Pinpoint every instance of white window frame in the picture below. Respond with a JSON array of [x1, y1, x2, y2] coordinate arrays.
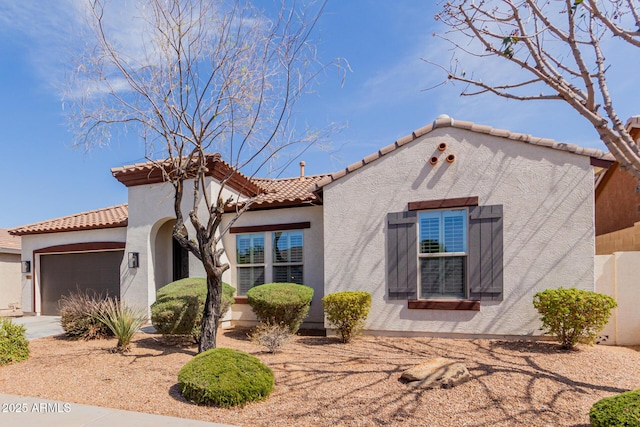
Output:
[[272, 230, 304, 284], [418, 208, 468, 299], [236, 233, 265, 295]]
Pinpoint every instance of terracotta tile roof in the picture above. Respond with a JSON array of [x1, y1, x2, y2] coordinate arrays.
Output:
[[225, 174, 330, 212], [111, 154, 265, 197], [0, 228, 20, 252], [311, 115, 617, 191], [9, 204, 128, 236]]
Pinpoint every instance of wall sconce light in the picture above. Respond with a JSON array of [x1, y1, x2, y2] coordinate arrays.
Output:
[[128, 252, 139, 268], [21, 261, 31, 274]]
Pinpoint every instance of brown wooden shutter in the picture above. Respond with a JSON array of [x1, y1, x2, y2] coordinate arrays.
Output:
[[468, 205, 504, 301], [387, 211, 418, 300]]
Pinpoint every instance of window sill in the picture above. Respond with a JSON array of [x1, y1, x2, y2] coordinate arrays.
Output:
[[234, 296, 249, 304], [408, 300, 480, 311]]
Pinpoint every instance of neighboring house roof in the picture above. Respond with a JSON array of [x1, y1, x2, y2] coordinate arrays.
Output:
[[9, 204, 128, 236], [0, 228, 21, 253], [225, 174, 330, 212], [111, 153, 265, 197], [310, 115, 616, 192]]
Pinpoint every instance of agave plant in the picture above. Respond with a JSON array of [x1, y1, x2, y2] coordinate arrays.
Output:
[[93, 298, 147, 353]]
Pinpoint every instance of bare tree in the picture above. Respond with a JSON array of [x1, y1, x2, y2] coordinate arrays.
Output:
[[429, 0, 640, 177], [66, 0, 337, 352]]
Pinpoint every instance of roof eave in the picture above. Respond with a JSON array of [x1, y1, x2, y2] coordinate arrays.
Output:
[[9, 222, 129, 237]]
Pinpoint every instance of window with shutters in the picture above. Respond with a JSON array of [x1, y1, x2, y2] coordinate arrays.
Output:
[[418, 209, 467, 298], [387, 200, 502, 304], [272, 231, 303, 284], [236, 233, 265, 295]]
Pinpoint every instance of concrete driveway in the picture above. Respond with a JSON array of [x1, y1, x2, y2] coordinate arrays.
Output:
[[10, 316, 64, 340]]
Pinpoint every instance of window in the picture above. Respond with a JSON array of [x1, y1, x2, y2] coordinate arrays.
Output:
[[387, 201, 503, 302], [418, 209, 467, 298], [273, 231, 303, 284], [236, 233, 265, 295], [235, 229, 305, 294]]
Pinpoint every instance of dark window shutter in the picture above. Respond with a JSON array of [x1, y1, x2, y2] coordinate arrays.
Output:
[[468, 205, 504, 301], [387, 211, 418, 300]]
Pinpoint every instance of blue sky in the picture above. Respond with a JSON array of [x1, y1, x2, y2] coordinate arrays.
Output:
[[0, 1, 637, 228]]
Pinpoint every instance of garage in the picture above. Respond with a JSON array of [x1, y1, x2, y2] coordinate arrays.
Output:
[[40, 250, 123, 315]]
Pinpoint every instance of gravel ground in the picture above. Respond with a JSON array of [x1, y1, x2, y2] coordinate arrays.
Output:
[[0, 329, 638, 427]]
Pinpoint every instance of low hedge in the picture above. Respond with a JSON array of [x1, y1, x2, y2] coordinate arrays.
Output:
[[590, 389, 640, 427], [247, 283, 313, 333], [178, 347, 274, 407], [151, 278, 234, 341], [0, 318, 29, 365], [322, 291, 372, 343]]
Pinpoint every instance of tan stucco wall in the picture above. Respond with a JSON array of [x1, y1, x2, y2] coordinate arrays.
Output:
[[596, 252, 640, 345], [595, 165, 640, 236], [122, 178, 238, 313], [221, 205, 324, 328], [0, 252, 22, 316], [322, 126, 595, 337], [19, 227, 127, 313], [596, 221, 640, 255]]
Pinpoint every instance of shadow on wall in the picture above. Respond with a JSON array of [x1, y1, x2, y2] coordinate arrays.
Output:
[[326, 130, 595, 336]]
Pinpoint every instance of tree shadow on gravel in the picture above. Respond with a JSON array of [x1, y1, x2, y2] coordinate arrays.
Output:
[[219, 327, 252, 342], [253, 336, 634, 426], [123, 336, 198, 359], [489, 339, 573, 354]]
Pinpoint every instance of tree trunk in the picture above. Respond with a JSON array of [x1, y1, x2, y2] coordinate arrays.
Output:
[[198, 252, 223, 353]]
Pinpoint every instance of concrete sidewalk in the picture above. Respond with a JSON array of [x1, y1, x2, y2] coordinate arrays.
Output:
[[10, 316, 64, 340], [0, 394, 234, 427]]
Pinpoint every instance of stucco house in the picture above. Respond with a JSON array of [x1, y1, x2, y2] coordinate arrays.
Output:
[[594, 116, 640, 254], [10, 115, 614, 337], [0, 228, 22, 316]]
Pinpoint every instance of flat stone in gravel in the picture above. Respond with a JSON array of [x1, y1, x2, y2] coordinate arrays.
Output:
[[401, 357, 472, 389]]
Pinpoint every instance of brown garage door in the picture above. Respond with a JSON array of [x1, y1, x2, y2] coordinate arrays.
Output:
[[40, 251, 123, 315]]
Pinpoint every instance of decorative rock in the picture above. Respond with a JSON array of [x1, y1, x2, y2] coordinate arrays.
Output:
[[401, 357, 471, 389]]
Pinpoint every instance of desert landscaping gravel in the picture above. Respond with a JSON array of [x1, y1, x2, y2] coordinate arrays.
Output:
[[1, 329, 639, 426]]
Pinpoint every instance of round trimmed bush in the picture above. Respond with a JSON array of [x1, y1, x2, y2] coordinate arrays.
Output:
[[0, 318, 29, 365], [151, 278, 234, 341], [247, 283, 314, 333], [533, 287, 616, 349], [178, 348, 274, 407], [590, 389, 640, 427], [322, 291, 372, 343]]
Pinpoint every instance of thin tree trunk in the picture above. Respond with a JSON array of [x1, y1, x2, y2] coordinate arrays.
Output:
[[199, 270, 222, 352]]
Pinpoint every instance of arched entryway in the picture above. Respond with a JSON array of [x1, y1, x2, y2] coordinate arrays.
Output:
[[153, 220, 189, 290]]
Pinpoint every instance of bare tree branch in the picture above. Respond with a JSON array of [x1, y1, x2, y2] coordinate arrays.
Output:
[[67, 0, 342, 352], [430, 0, 640, 177]]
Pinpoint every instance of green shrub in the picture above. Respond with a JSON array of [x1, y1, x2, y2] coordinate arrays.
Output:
[[151, 278, 234, 342], [93, 298, 147, 353], [59, 290, 114, 340], [178, 348, 274, 407], [249, 323, 292, 353], [247, 283, 313, 333], [0, 318, 29, 365], [590, 389, 640, 427], [322, 291, 372, 343], [533, 288, 617, 350]]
